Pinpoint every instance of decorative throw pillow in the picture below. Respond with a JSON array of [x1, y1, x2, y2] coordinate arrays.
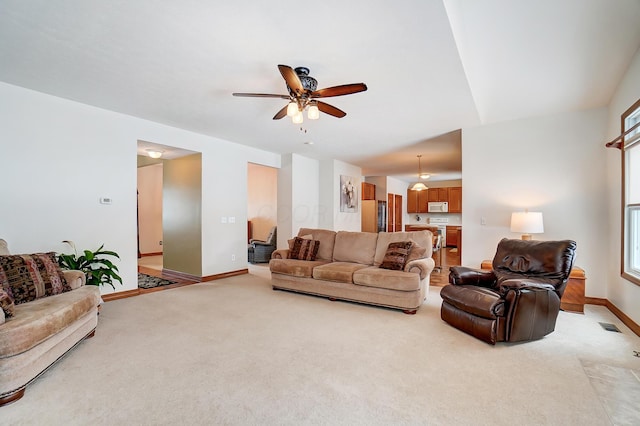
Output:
[[0, 252, 71, 305], [0, 289, 15, 318], [289, 237, 320, 261], [380, 241, 413, 271], [288, 234, 313, 251], [406, 241, 428, 264]]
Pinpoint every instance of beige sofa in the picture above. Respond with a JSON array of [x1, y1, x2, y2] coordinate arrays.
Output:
[[0, 239, 101, 406], [269, 228, 435, 314]]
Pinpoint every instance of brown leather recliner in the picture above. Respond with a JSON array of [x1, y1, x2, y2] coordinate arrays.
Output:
[[440, 238, 577, 345]]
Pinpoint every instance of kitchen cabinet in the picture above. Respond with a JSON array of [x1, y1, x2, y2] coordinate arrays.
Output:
[[446, 225, 461, 247], [406, 188, 428, 213], [361, 182, 376, 200], [448, 187, 462, 213], [387, 193, 403, 232], [428, 188, 449, 203]]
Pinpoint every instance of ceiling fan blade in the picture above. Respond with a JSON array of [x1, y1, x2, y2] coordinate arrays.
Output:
[[272, 105, 288, 120], [278, 64, 304, 95], [317, 101, 346, 118], [232, 92, 290, 99], [312, 83, 368, 98]]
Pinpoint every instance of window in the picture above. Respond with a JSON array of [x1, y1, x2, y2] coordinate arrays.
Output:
[[622, 99, 640, 284]]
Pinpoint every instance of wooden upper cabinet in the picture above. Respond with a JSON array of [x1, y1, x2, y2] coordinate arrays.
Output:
[[448, 187, 462, 213], [407, 188, 428, 213], [361, 182, 376, 200], [428, 188, 449, 203]]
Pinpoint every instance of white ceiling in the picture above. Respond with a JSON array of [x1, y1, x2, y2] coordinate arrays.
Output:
[[1, 0, 639, 182]]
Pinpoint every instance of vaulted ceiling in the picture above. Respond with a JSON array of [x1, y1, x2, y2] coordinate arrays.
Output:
[[1, 0, 639, 182]]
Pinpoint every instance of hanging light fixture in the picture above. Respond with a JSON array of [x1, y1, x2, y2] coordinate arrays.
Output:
[[286, 102, 298, 117], [292, 110, 304, 124], [410, 155, 429, 191], [308, 101, 320, 120]]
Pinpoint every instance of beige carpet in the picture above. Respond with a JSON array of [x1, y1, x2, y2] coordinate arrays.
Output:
[[3, 271, 640, 425]]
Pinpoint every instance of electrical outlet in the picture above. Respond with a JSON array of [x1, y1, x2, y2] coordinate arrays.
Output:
[[229, 216, 236, 223], [231, 254, 236, 261], [481, 217, 486, 225], [159, 240, 162, 245]]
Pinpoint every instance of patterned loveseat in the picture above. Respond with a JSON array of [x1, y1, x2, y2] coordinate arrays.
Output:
[[0, 239, 101, 406]]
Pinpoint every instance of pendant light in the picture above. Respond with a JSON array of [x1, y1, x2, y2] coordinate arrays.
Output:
[[410, 155, 429, 191]]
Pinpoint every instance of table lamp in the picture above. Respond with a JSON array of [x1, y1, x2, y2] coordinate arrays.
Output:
[[510, 211, 544, 240]]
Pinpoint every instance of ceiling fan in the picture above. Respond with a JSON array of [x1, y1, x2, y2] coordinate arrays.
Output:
[[233, 65, 367, 123]]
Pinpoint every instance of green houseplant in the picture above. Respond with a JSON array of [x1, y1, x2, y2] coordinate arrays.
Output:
[[58, 240, 123, 289]]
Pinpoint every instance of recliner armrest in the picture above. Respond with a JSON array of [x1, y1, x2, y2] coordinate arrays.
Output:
[[249, 238, 265, 244], [252, 241, 274, 247], [449, 266, 497, 288], [499, 279, 556, 294]]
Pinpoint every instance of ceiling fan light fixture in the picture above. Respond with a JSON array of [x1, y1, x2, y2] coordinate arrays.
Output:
[[286, 102, 298, 117], [308, 103, 319, 120], [292, 110, 303, 124], [411, 182, 428, 191]]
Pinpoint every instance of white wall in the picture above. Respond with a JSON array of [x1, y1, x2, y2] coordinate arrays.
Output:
[[462, 107, 609, 298], [137, 163, 163, 254], [319, 160, 362, 232], [277, 153, 320, 248], [0, 82, 280, 294], [605, 47, 640, 325]]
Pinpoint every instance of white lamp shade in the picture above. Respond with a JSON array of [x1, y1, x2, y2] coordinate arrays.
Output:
[[308, 104, 320, 120], [286, 102, 298, 117], [292, 110, 303, 124], [146, 149, 163, 159], [510, 212, 544, 234], [411, 182, 428, 191]]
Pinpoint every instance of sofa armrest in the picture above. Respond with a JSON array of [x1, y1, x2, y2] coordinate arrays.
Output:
[[62, 270, 86, 290], [271, 249, 289, 260], [404, 257, 435, 280], [449, 266, 497, 288]]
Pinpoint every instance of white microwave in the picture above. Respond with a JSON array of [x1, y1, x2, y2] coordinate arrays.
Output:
[[428, 201, 448, 213]]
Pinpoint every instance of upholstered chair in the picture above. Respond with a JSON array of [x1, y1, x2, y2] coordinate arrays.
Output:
[[248, 226, 277, 263], [440, 238, 577, 345]]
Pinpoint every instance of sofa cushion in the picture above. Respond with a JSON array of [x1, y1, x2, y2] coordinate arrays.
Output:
[[298, 228, 337, 261], [0, 286, 100, 358], [406, 242, 428, 264], [287, 234, 312, 250], [0, 289, 15, 318], [269, 258, 330, 278], [374, 231, 433, 266], [353, 267, 421, 291], [332, 231, 379, 265], [290, 237, 320, 261], [0, 252, 71, 305], [380, 241, 413, 271], [312, 262, 370, 284]]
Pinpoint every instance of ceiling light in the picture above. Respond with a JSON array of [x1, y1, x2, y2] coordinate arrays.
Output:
[[292, 110, 303, 124], [410, 155, 429, 191], [308, 102, 319, 120], [411, 182, 428, 191], [286, 102, 298, 117], [146, 149, 163, 159]]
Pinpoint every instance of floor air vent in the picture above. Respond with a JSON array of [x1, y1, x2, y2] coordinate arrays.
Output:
[[599, 322, 621, 332]]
